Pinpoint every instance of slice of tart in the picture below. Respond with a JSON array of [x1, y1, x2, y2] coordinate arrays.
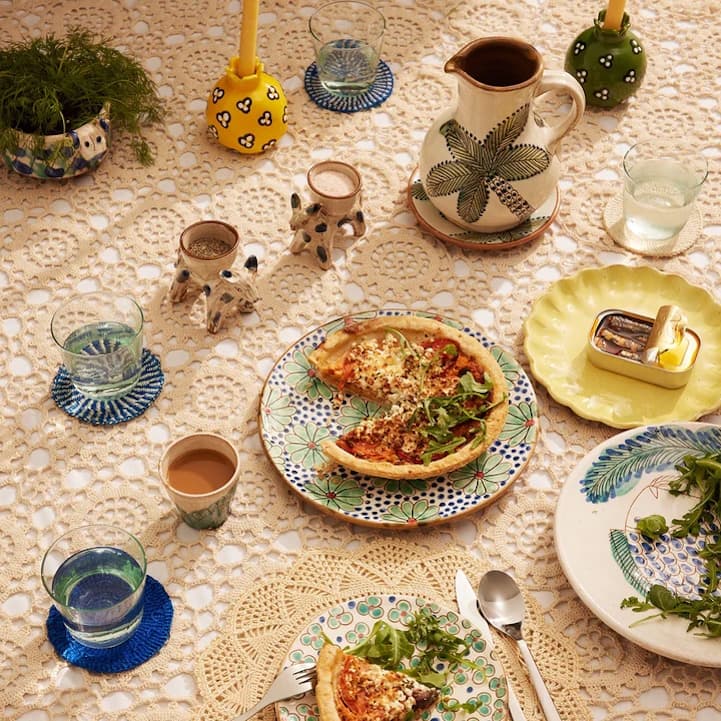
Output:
[[315, 643, 439, 721]]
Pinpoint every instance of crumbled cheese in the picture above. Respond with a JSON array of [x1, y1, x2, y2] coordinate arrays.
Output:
[[338, 655, 434, 721], [331, 329, 489, 464]]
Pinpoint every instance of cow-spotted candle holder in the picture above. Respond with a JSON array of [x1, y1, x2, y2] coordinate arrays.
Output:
[[168, 220, 259, 333], [289, 161, 366, 270]]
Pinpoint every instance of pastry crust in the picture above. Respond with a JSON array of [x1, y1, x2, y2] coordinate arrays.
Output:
[[315, 644, 344, 721], [309, 316, 509, 479]]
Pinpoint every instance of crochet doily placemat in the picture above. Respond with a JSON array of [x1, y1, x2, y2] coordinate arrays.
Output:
[[195, 542, 589, 721]]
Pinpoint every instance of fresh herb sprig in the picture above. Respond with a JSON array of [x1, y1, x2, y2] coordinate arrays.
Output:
[[0, 28, 163, 164], [620, 452, 721, 636], [346, 607, 484, 688], [621, 584, 721, 637]]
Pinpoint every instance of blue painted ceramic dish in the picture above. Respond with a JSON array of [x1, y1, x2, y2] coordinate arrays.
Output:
[[259, 309, 538, 528], [555, 422, 721, 667]]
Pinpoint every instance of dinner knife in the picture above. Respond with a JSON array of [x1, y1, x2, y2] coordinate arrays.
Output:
[[455, 569, 527, 721]]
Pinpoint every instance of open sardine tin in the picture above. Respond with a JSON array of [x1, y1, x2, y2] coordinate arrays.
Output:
[[587, 307, 700, 389]]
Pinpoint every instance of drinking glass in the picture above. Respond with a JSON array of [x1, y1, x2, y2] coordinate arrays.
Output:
[[41, 525, 147, 648], [51, 292, 144, 399], [309, 1, 386, 96], [622, 142, 708, 249]]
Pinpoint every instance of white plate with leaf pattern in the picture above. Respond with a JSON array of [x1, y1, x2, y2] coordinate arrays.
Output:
[[259, 309, 538, 528], [275, 594, 508, 721], [555, 422, 721, 667]]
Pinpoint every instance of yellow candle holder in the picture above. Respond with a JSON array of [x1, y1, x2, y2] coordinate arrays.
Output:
[[206, 55, 287, 154]]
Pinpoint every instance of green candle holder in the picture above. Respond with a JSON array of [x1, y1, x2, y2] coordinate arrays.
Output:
[[564, 10, 647, 109]]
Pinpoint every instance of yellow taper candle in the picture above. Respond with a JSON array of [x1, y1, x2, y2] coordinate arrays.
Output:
[[237, 0, 259, 77], [603, 0, 626, 30]]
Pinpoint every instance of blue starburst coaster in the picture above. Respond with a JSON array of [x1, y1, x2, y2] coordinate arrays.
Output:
[[46, 576, 173, 674], [51, 348, 164, 426], [304, 59, 394, 113]]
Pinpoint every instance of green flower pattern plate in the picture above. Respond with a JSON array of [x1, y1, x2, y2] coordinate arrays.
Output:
[[260, 309, 538, 527], [276, 594, 508, 721], [408, 170, 560, 250]]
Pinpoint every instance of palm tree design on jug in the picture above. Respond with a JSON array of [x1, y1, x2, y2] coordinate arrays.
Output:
[[424, 105, 551, 226]]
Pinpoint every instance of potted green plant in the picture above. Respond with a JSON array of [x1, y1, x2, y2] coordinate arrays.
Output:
[[0, 28, 164, 179]]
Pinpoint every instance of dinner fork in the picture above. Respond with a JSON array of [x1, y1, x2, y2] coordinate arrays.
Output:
[[233, 662, 317, 721]]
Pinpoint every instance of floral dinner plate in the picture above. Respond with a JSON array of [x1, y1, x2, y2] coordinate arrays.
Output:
[[275, 594, 508, 721], [524, 264, 721, 428], [555, 422, 721, 667], [259, 309, 538, 528]]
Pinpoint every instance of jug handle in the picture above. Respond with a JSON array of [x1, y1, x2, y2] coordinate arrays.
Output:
[[534, 70, 586, 151]]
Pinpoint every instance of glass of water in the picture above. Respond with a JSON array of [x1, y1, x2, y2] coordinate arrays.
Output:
[[622, 141, 708, 250], [51, 292, 144, 400], [41, 525, 147, 648], [309, 1, 386, 96]]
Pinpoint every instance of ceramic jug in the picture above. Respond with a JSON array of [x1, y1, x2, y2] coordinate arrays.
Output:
[[419, 37, 585, 233]]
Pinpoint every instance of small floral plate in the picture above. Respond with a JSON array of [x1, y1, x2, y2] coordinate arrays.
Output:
[[407, 170, 560, 251], [259, 309, 538, 528], [555, 422, 721, 667], [276, 594, 508, 721]]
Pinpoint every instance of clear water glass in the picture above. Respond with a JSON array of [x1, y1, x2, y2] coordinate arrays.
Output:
[[51, 292, 144, 399], [41, 525, 147, 648], [622, 142, 708, 249], [309, 1, 386, 96]]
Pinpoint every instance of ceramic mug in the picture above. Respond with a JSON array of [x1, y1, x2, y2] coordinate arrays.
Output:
[[160, 433, 240, 529]]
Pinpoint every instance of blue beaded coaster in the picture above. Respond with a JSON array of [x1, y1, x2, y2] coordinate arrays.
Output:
[[304, 58, 393, 113], [51, 348, 164, 425], [46, 576, 173, 674]]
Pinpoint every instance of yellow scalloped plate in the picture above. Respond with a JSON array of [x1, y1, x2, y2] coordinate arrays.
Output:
[[523, 265, 721, 428]]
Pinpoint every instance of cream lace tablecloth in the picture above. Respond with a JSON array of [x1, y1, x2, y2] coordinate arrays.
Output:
[[2, 0, 720, 719]]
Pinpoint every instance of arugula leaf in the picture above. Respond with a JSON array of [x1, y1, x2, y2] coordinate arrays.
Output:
[[620, 452, 721, 636], [411, 371, 498, 465], [345, 607, 482, 688], [348, 620, 414, 667], [635, 514, 668, 540]]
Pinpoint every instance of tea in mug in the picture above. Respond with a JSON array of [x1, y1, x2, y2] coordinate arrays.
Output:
[[167, 448, 235, 495]]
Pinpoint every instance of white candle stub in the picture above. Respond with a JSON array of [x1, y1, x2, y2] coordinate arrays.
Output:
[[312, 169, 358, 197]]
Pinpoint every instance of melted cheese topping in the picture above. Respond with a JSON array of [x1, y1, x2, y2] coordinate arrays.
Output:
[[336, 654, 437, 721]]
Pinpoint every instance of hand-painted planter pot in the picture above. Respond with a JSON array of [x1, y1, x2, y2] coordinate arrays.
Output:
[[3, 104, 111, 179], [565, 11, 647, 108]]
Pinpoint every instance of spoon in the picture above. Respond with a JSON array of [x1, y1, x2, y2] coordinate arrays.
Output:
[[477, 570, 562, 721]]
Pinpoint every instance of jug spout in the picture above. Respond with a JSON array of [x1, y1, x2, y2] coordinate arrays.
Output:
[[444, 36, 543, 89]]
